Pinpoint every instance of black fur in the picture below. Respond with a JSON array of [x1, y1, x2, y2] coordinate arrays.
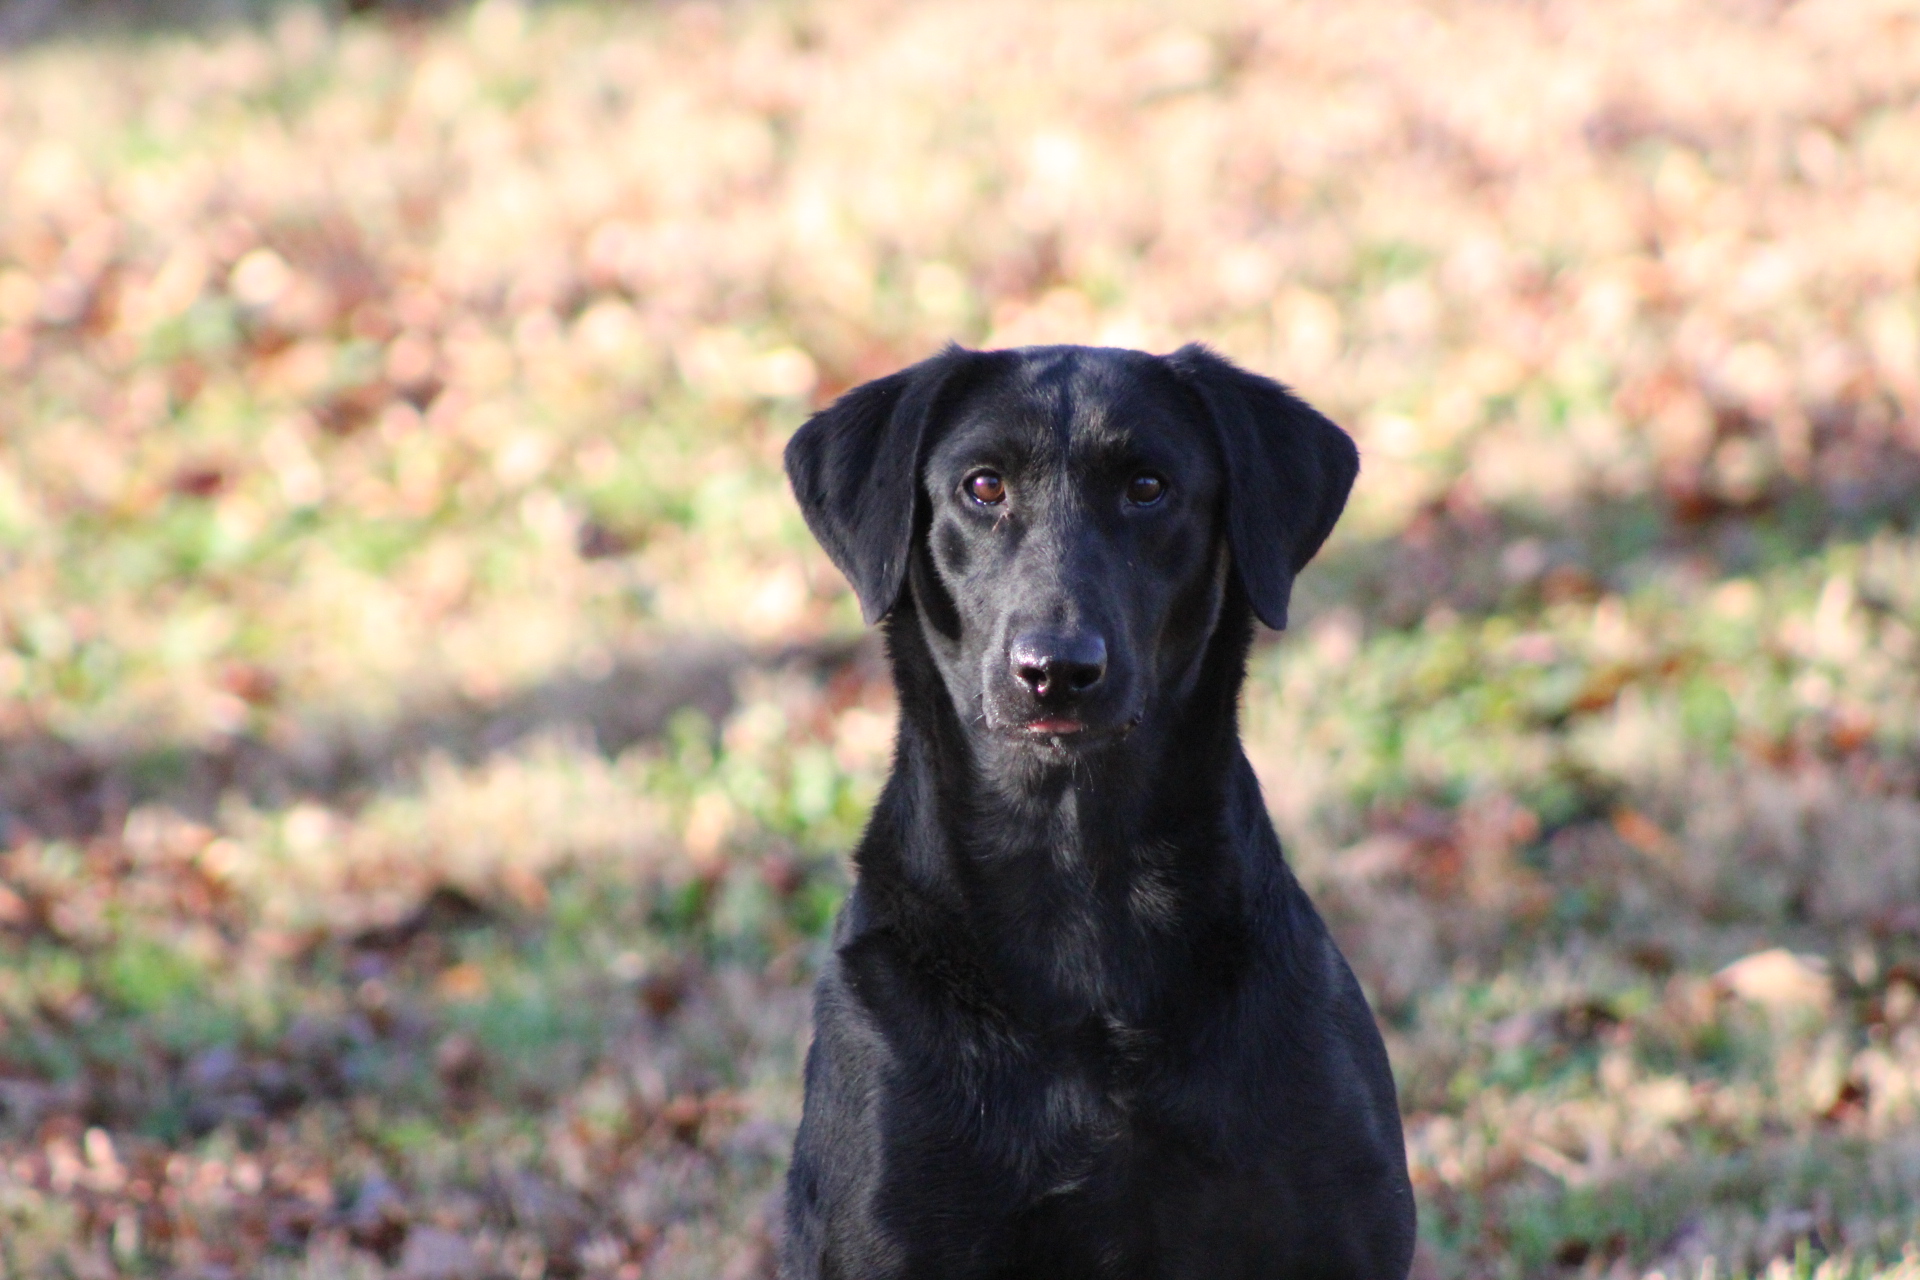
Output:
[[781, 345, 1411, 1280]]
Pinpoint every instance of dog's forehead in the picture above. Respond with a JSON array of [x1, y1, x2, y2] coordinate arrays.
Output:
[[938, 347, 1210, 463]]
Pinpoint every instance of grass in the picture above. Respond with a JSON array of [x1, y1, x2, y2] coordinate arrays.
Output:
[[2, 0, 1920, 1275]]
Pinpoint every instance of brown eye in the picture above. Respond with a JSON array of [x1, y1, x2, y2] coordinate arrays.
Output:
[[1126, 473, 1166, 506], [966, 471, 1006, 505]]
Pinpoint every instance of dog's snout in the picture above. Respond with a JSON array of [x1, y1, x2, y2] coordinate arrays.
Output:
[[1009, 632, 1107, 699]]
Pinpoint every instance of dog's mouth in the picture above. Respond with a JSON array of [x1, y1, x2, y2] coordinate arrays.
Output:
[[1005, 712, 1142, 747]]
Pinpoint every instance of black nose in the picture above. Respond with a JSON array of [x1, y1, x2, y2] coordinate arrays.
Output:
[[1009, 632, 1107, 699]]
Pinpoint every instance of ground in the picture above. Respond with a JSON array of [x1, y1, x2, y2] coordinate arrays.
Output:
[[2, 1, 1920, 1276]]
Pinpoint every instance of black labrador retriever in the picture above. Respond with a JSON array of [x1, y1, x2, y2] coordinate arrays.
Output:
[[780, 344, 1414, 1279]]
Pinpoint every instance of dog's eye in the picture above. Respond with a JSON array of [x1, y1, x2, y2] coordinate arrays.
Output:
[[1126, 473, 1166, 506], [965, 471, 1006, 505]]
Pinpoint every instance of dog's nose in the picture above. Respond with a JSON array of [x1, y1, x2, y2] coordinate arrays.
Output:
[[1009, 632, 1107, 698]]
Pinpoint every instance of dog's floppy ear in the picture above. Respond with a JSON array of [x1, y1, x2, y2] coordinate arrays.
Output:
[[1164, 344, 1358, 631], [784, 345, 980, 624]]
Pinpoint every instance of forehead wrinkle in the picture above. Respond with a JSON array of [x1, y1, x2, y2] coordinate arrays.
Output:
[[930, 397, 1051, 479], [1043, 359, 1130, 462], [1007, 348, 1085, 456], [1063, 379, 1194, 470], [949, 348, 1203, 474], [1069, 432, 1143, 475]]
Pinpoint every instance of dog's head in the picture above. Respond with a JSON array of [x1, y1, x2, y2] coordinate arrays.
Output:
[[785, 344, 1356, 755]]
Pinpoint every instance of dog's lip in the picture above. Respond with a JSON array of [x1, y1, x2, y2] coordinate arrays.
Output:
[[1020, 717, 1086, 735], [998, 712, 1142, 743]]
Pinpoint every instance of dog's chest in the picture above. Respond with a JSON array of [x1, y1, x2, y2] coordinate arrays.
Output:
[[913, 980, 1189, 1190], [875, 1007, 1248, 1275]]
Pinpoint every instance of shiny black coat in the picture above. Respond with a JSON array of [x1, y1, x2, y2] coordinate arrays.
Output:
[[781, 345, 1414, 1280]]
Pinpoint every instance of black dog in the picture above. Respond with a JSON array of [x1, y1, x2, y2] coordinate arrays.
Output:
[[780, 344, 1414, 1279]]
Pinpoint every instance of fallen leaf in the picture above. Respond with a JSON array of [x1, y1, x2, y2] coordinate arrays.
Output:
[[1715, 948, 1833, 1014]]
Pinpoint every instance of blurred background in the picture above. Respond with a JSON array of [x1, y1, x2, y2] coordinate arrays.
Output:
[[2, 0, 1919, 1275]]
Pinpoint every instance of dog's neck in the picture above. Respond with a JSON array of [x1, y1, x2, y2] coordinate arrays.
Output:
[[864, 586, 1270, 1023]]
